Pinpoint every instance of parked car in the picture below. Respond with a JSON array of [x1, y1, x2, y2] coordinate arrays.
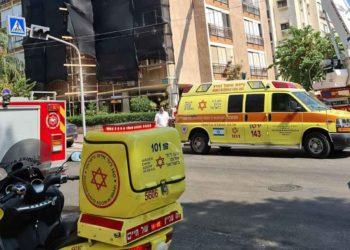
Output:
[[66, 122, 78, 147]]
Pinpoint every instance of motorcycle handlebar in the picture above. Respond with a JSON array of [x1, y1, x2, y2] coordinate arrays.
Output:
[[67, 175, 79, 181], [43, 174, 62, 191], [0, 191, 16, 204]]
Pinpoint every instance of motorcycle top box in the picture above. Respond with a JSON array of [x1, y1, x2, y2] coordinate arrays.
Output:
[[77, 125, 185, 246]]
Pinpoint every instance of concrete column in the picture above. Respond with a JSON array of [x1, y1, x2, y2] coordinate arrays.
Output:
[[122, 91, 130, 113], [166, 63, 179, 109]]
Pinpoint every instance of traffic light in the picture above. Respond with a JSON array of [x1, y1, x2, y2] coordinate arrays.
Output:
[[29, 24, 50, 40]]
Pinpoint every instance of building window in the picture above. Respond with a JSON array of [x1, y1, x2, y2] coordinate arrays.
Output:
[[317, 2, 326, 19], [242, 0, 260, 16], [280, 22, 290, 31], [140, 8, 163, 26], [277, 0, 288, 8], [206, 8, 232, 39], [248, 51, 268, 77], [244, 20, 264, 45], [211, 46, 233, 74], [322, 23, 330, 34]]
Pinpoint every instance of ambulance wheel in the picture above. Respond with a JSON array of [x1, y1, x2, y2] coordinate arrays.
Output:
[[304, 132, 331, 158], [190, 132, 211, 154]]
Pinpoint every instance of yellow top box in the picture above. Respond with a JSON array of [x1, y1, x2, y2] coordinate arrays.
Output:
[[79, 127, 185, 219]]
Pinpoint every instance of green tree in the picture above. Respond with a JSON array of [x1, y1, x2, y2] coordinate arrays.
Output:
[[270, 26, 338, 90], [130, 96, 154, 112], [0, 28, 34, 96]]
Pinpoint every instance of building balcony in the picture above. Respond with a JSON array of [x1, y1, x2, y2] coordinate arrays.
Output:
[[208, 24, 232, 40], [246, 34, 264, 46], [319, 11, 326, 19], [242, 2, 260, 16], [250, 66, 268, 77], [0, 0, 21, 10], [212, 63, 228, 74]]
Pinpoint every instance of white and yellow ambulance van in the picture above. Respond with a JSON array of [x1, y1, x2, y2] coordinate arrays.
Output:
[[175, 80, 350, 158]]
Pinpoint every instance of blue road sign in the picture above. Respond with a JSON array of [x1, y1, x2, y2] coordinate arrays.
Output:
[[8, 16, 26, 37]]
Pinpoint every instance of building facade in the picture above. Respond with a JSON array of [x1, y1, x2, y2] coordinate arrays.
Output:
[[187, 0, 275, 82], [0, 0, 276, 113], [266, 0, 330, 50]]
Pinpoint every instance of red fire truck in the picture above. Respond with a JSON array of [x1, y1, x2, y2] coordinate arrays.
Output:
[[313, 0, 350, 111], [0, 92, 66, 174]]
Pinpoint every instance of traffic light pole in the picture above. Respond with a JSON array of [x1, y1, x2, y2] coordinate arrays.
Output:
[[47, 35, 87, 136]]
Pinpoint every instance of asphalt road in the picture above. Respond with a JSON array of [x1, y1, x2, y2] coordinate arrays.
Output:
[[63, 144, 350, 250]]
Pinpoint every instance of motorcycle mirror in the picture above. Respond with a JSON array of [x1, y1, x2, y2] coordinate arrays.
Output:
[[69, 152, 81, 162], [0, 168, 8, 181]]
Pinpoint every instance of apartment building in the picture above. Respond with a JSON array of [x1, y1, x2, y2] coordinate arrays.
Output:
[[0, 0, 275, 113], [188, 0, 275, 82], [266, 0, 330, 49]]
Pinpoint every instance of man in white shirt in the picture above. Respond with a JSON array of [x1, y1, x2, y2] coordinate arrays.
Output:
[[155, 106, 169, 127]]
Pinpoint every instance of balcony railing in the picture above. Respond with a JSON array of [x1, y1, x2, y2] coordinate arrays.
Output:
[[250, 67, 268, 77], [214, 0, 229, 5], [0, 0, 20, 12], [212, 63, 228, 74], [242, 2, 260, 16], [246, 34, 264, 46], [208, 24, 232, 39]]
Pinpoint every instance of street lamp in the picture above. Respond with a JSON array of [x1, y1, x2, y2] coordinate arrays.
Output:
[[48, 35, 87, 136], [29, 24, 87, 136]]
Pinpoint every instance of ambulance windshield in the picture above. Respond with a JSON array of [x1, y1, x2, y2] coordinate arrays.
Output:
[[293, 92, 330, 111]]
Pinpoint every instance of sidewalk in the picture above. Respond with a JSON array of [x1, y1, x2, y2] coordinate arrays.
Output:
[[76, 134, 84, 144]]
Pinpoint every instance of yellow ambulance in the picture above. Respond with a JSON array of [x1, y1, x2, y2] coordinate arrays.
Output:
[[175, 80, 350, 158]]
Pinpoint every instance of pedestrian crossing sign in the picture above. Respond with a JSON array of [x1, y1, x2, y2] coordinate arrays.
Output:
[[8, 16, 26, 37]]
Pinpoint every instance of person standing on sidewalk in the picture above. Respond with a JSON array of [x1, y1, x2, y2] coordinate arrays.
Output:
[[155, 106, 170, 127]]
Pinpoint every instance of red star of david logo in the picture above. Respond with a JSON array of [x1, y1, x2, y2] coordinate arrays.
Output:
[[91, 167, 107, 191], [198, 100, 207, 111], [156, 156, 165, 169]]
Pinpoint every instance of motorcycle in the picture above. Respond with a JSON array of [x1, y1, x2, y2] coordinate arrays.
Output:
[[0, 127, 185, 250]]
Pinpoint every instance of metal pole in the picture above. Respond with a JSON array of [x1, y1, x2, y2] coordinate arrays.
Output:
[[47, 35, 87, 136]]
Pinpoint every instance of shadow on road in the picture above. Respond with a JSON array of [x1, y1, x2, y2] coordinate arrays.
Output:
[[183, 147, 350, 159], [63, 198, 350, 249], [172, 197, 350, 250]]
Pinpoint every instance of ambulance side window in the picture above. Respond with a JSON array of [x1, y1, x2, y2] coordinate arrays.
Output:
[[272, 93, 305, 112], [228, 95, 243, 113], [245, 94, 265, 112]]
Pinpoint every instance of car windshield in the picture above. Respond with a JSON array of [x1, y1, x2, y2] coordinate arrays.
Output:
[[293, 92, 330, 111]]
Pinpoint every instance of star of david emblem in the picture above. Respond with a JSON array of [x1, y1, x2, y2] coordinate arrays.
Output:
[[91, 167, 107, 191], [156, 156, 165, 169], [198, 100, 207, 111]]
